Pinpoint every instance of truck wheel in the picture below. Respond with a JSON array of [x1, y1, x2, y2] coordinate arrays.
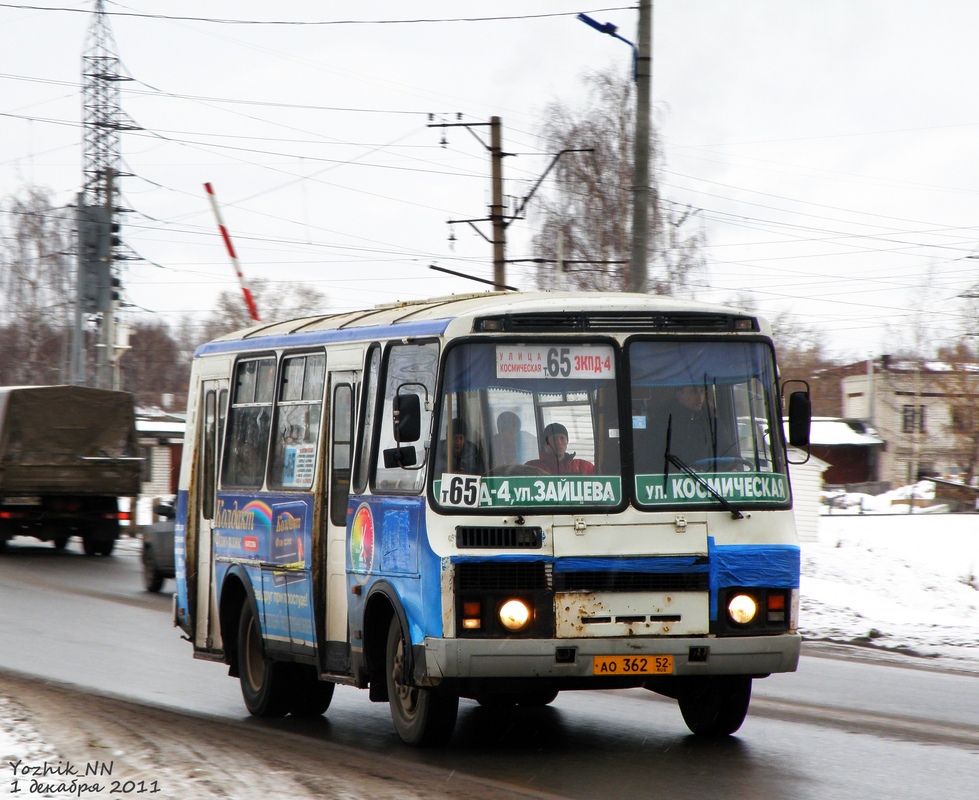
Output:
[[677, 676, 752, 737], [142, 545, 164, 592], [385, 616, 458, 747], [237, 602, 289, 717], [53, 536, 69, 550], [95, 539, 115, 556]]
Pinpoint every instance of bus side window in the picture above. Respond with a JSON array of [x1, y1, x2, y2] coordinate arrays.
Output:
[[269, 353, 326, 490], [223, 356, 276, 489], [353, 345, 380, 494], [374, 342, 438, 493], [330, 383, 353, 525]]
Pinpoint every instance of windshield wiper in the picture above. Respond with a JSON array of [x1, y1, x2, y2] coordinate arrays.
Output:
[[665, 453, 744, 520]]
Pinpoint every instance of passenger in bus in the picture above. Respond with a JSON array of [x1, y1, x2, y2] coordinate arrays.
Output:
[[525, 422, 595, 475], [492, 411, 536, 466], [435, 418, 485, 475]]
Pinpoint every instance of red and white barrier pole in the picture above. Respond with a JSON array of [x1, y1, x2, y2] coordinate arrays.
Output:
[[204, 182, 260, 322]]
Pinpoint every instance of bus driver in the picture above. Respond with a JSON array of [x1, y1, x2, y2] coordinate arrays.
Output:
[[525, 422, 595, 475]]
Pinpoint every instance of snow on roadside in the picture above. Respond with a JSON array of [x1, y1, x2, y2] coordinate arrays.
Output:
[[801, 512, 979, 662], [0, 695, 75, 799]]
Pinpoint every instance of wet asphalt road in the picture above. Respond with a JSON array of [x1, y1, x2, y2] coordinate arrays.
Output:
[[1, 535, 977, 800]]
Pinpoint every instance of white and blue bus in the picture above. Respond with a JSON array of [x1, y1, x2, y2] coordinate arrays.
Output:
[[174, 292, 811, 746]]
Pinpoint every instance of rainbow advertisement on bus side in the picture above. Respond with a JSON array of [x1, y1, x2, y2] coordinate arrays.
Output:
[[211, 493, 316, 651]]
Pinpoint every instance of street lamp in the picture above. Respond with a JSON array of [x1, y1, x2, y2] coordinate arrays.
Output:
[[576, 13, 637, 77], [577, 3, 652, 294]]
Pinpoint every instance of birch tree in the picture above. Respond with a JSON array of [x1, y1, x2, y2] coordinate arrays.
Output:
[[0, 186, 75, 384], [532, 69, 704, 294]]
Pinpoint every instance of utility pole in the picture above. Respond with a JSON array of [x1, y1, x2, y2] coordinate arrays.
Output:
[[578, 2, 653, 293], [98, 168, 116, 390], [429, 116, 508, 290], [429, 116, 590, 292], [489, 117, 506, 291], [631, 0, 653, 293]]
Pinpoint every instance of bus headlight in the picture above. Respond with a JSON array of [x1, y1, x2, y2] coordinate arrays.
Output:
[[499, 599, 532, 631], [727, 594, 758, 625]]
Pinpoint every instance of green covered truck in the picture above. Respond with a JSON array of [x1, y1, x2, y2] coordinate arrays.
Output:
[[0, 386, 141, 556]]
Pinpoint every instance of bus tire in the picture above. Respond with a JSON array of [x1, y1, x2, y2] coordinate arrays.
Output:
[[677, 676, 752, 737], [285, 663, 335, 717], [237, 602, 289, 717], [385, 616, 458, 747]]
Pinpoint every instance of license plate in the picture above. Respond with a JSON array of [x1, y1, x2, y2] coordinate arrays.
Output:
[[593, 655, 674, 675]]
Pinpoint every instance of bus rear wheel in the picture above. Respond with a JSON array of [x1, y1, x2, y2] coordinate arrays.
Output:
[[284, 663, 335, 717], [385, 616, 458, 747], [237, 602, 289, 717], [677, 676, 752, 737]]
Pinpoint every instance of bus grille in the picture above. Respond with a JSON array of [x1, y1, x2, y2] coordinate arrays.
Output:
[[455, 563, 708, 593], [456, 526, 543, 549], [554, 571, 708, 593], [456, 562, 551, 591]]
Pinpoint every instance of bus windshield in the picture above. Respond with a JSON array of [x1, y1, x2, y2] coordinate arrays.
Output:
[[431, 338, 789, 513], [628, 339, 789, 510], [433, 341, 622, 511]]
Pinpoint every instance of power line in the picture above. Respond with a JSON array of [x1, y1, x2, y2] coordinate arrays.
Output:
[[0, 4, 634, 25]]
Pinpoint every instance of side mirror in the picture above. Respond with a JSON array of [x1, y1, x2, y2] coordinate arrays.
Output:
[[383, 446, 418, 469], [394, 392, 421, 443], [787, 390, 812, 448]]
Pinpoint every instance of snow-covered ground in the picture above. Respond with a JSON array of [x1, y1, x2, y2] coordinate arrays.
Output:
[[3, 504, 978, 781], [802, 511, 979, 662]]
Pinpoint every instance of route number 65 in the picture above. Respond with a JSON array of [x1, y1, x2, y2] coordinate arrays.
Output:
[[439, 474, 481, 507]]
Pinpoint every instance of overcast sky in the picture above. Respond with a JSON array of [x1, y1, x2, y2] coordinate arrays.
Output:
[[2, 1, 979, 360]]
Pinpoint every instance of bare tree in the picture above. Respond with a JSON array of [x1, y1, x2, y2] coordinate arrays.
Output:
[[119, 320, 190, 409], [194, 278, 330, 345], [531, 68, 704, 295], [0, 186, 75, 385], [935, 338, 979, 483]]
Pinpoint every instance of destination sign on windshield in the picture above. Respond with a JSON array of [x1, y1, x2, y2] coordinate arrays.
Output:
[[496, 345, 615, 379]]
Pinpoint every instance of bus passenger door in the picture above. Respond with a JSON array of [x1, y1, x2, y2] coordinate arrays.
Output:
[[324, 372, 356, 672], [194, 379, 227, 652]]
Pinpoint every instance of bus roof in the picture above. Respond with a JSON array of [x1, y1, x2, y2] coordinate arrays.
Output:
[[195, 291, 765, 357]]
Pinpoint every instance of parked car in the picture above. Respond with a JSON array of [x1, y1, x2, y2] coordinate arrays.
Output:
[[142, 499, 175, 593]]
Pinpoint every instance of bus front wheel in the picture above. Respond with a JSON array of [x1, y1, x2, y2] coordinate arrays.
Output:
[[677, 676, 752, 737], [237, 602, 289, 717], [385, 616, 458, 747]]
